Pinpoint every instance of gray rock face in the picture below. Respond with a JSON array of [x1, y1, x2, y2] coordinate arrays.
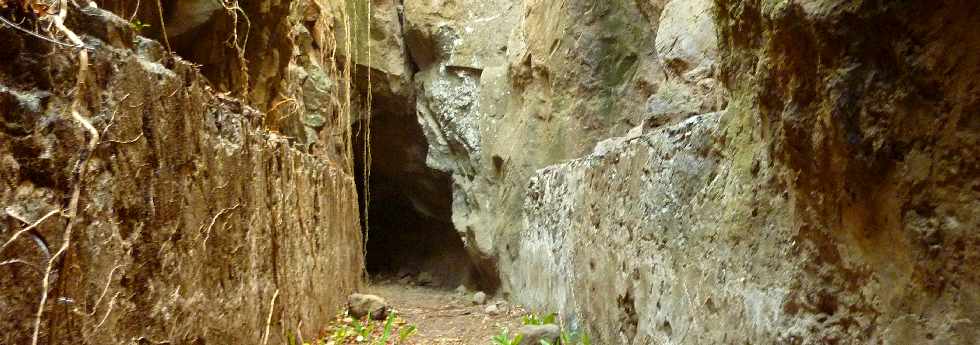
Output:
[[504, 2, 980, 344], [348, 294, 389, 320], [516, 324, 560, 345], [354, 0, 980, 344]]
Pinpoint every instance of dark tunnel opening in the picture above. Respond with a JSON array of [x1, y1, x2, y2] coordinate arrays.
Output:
[[352, 95, 491, 291]]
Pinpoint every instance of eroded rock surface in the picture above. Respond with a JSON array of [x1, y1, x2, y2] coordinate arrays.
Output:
[[345, 0, 979, 344], [0, 5, 362, 344], [509, 1, 980, 344]]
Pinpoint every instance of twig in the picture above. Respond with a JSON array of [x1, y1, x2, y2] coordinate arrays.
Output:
[[32, 2, 100, 344], [261, 289, 280, 345], [0, 209, 60, 256]]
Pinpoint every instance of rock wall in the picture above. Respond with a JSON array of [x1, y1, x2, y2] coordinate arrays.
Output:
[[1, 4, 362, 344], [343, 0, 978, 343], [512, 0, 979, 344]]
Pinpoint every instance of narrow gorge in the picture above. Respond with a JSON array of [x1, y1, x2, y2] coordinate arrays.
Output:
[[1, 0, 977, 344]]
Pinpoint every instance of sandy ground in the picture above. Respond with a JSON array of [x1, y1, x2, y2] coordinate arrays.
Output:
[[366, 283, 526, 345]]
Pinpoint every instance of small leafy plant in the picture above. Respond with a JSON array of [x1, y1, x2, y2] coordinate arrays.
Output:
[[495, 312, 592, 345], [522, 312, 557, 326], [319, 310, 417, 344], [130, 19, 151, 33], [492, 328, 524, 345]]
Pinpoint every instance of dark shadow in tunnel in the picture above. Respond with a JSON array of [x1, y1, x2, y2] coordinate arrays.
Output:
[[351, 89, 490, 290]]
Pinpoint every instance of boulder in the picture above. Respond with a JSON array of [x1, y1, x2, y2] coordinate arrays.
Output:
[[516, 324, 560, 345], [348, 294, 388, 320]]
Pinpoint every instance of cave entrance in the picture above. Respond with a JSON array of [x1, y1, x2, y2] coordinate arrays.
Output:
[[352, 96, 481, 290]]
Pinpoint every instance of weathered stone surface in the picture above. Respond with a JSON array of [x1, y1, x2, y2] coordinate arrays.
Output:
[[348, 293, 388, 320], [408, 0, 665, 292], [506, 1, 980, 344], [516, 324, 560, 345], [0, 5, 362, 345], [473, 291, 487, 305]]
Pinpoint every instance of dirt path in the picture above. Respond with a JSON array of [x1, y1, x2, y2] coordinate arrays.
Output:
[[366, 283, 526, 345]]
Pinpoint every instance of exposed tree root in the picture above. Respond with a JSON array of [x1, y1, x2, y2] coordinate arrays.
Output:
[[31, 1, 100, 344]]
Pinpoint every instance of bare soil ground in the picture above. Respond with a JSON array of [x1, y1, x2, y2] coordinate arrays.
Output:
[[366, 283, 526, 345]]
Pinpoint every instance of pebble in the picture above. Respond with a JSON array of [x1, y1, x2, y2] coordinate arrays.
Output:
[[473, 291, 487, 305]]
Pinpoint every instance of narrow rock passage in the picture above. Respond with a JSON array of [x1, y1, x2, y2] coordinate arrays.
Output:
[[366, 283, 525, 344]]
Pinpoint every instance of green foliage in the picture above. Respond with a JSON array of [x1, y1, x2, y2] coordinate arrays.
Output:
[[322, 310, 416, 344], [130, 19, 150, 33], [556, 329, 591, 345], [397, 325, 417, 343], [492, 328, 524, 345], [495, 312, 592, 345], [522, 312, 557, 326], [376, 311, 396, 345]]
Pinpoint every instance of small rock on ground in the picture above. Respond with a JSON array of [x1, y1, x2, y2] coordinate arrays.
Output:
[[473, 291, 487, 305], [348, 293, 388, 320], [517, 324, 560, 345], [485, 304, 500, 315]]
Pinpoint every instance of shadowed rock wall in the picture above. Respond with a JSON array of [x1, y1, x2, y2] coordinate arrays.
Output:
[[0, 5, 362, 344]]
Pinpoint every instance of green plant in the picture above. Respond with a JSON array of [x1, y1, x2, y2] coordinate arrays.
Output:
[[492, 328, 524, 345], [350, 318, 375, 341], [501, 312, 592, 345], [397, 324, 417, 343], [522, 312, 557, 326], [376, 311, 396, 345], [130, 19, 150, 33], [557, 329, 591, 345], [322, 310, 416, 344]]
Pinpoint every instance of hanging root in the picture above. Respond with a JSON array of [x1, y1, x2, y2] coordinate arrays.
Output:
[[154, 0, 171, 51], [0, 209, 59, 256], [261, 289, 280, 345], [31, 1, 100, 344], [219, 0, 251, 98]]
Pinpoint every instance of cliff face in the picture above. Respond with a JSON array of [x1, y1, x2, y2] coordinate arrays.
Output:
[[348, 0, 979, 343], [511, 1, 979, 343], [3, 0, 977, 344], [0, 3, 362, 344]]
